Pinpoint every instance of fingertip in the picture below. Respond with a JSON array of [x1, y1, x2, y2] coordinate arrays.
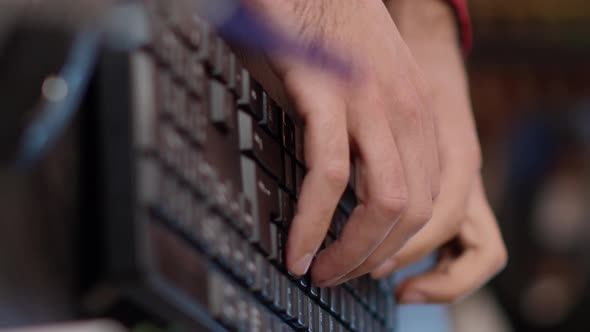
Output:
[[370, 258, 397, 280], [288, 252, 315, 277], [398, 290, 428, 304]]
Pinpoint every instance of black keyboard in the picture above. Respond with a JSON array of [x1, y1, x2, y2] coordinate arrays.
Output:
[[0, 1, 398, 331]]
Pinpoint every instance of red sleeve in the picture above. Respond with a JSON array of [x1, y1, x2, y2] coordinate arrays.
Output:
[[445, 0, 472, 56]]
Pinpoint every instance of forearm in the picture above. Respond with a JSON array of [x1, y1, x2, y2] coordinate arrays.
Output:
[[386, 0, 480, 163]]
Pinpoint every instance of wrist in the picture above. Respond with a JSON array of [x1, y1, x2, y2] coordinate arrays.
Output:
[[386, 0, 458, 45]]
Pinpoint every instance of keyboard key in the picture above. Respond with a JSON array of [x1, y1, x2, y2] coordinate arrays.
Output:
[[282, 152, 295, 194], [238, 72, 264, 119], [263, 261, 274, 303], [285, 283, 295, 320], [319, 285, 330, 308], [323, 311, 333, 332], [239, 111, 283, 179], [187, 58, 207, 98], [293, 288, 305, 328], [309, 285, 320, 300], [278, 189, 294, 229], [330, 286, 341, 317], [229, 55, 244, 98], [185, 15, 205, 50], [261, 93, 281, 138], [281, 112, 295, 153], [385, 295, 396, 331], [269, 223, 279, 262], [241, 157, 280, 254], [187, 98, 208, 145], [272, 269, 283, 313], [212, 39, 231, 83], [209, 80, 235, 131]]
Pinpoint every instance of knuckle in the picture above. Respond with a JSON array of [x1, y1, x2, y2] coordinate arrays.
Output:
[[448, 208, 467, 228], [373, 194, 408, 219], [321, 161, 350, 189], [394, 88, 426, 123], [405, 206, 433, 235]]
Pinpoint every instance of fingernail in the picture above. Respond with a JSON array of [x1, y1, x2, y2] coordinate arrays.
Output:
[[290, 253, 314, 276], [400, 291, 427, 304]]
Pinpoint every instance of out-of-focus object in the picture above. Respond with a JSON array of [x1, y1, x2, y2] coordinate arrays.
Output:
[[493, 106, 590, 332], [0, 320, 127, 332]]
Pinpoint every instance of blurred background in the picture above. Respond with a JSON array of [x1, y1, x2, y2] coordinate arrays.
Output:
[[453, 1, 590, 331]]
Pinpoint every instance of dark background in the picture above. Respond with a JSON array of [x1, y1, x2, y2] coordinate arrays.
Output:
[[468, 1, 590, 331]]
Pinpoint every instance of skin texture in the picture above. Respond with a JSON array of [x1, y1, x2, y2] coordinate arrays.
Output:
[[394, 177, 507, 303], [239, 0, 440, 287], [369, 0, 507, 304]]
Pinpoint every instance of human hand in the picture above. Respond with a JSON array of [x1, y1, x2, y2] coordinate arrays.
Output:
[[393, 177, 507, 303], [239, 0, 440, 285], [369, 0, 482, 281]]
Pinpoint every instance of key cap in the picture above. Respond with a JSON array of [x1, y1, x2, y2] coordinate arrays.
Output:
[[187, 97, 208, 145], [238, 71, 263, 119], [285, 283, 295, 320], [212, 39, 231, 83], [319, 285, 330, 308], [340, 291, 349, 325], [262, 261, 274, 303], [272, 270, 284, 313], [293, 287, 305, 328], [323, 311, 333, 332], [209, 80, 235, 131], [261, 93, 281, 138], [187, 57, 207, 98], [269, 223, 279, 262], [185, 15, 205, 50], [312, 303, 321, 332], [330, 286, 341, 317], [229, 55, 244, 98], [249, 305, 263, 332], [241, 157, 280, 254], [239, 111, 283, 179], [278, 189, 294, 229], [385, 295, 396, 331], [239, 193, 255, 238], [281, 111, 295, 153], [283, 152, 295, 195], [310, 285, 320, 300]]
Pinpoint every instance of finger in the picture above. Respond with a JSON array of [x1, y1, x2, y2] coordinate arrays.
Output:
[[370, 162, 476, 280], [395, 183, 507, 303], [311, 95, 408, 287], [335, 90, 434, 282], [284, 70, 350, 277]]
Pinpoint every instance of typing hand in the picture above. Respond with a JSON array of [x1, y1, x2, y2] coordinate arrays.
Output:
[[238, 0, 439, 285], [369, 0, 507, 303], [393, 177, 507, 303]]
